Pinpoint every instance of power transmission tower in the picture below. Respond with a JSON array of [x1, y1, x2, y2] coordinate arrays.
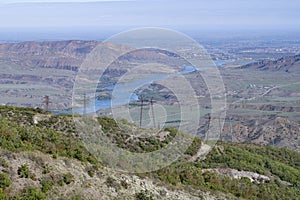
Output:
[[150, 97, 156, 129], [83, 93, 87, 115], [43, 95, 51, 111], [139, 96, 144, 127]]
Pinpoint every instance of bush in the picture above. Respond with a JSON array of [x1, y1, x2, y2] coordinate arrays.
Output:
[[40, 177, 55, 193], [0, 157, 9, 168], [18, 187, 46, 200], [0, 173, 12, 188], [86, 164, 99, 177], [0, 188, 9, 199], [105, 176, 121, 191], [135, 190, 154, 200], [184, 137, 202, 156], [42, 163, 51, 174], [18, 164, 31, 179], [63, 172, 74, 185], [120, 179, 129, 189]]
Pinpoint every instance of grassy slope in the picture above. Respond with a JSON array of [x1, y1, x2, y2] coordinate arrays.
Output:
[[0, 105, 299, 199]]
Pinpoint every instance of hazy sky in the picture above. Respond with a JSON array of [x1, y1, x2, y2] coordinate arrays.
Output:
[[0, 0, 300, 40], [0, 0, 130, 3]]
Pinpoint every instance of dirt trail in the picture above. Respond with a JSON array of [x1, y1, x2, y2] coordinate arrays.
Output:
[[188, 142, 212, 162]]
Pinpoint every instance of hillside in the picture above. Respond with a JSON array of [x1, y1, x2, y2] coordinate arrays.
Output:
[[0, 41, 184, 109], [0, 40, 100, 71], [0, 106, 300, 199], [0, 41, 183, 72], [239, 54, 300, 72]]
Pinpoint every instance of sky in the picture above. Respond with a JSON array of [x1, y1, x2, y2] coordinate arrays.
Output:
[[0, 0, 126, 2], [0, 0, 300, 40]]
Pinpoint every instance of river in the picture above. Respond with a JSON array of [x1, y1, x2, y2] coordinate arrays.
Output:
[[53, 60, 233, 115]]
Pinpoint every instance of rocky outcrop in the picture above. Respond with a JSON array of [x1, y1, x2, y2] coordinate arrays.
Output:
[[202, 168, 270, 183]]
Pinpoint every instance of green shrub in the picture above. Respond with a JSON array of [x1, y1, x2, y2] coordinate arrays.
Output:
[[42, 163, 51, 174], [184, 137, 202, 156], [40, 173, 71, 192], [18, 187, 46, 200], [0, 157, 9, 168], [98, 117, 119, 133], [0, 188, 9, 199], [135, 190, 154, 200], [40, 177, 55, 193], [18, 164, 31, 179], [0, 173, 12, 188], [120, 179, 129, 189], [86, 164, 99, 177], [63, 172, 74, 185], [105, 176, 121, 191]]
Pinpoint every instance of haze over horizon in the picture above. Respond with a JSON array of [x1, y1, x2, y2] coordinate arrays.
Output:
[[1, 0, 300, 41]]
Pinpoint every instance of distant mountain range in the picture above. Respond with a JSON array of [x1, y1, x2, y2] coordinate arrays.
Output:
[[240, 54, 300, 72], [0, 40, 100, 71], [2, 40, 299, 73], [0, 40, 183, 72]]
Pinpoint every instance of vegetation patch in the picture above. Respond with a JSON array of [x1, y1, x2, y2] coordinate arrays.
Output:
[[0, 173, 12, 189], [135, 190, 154, 200], [18, 164, 32, 179]]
